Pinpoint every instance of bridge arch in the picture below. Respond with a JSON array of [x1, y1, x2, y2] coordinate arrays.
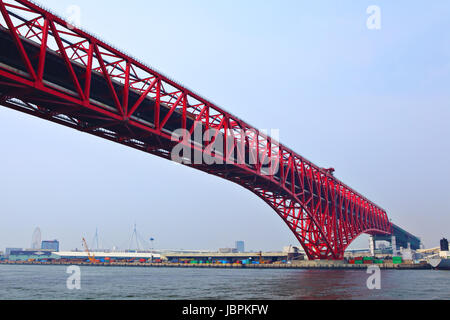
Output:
[[0, 0, 392, 259]]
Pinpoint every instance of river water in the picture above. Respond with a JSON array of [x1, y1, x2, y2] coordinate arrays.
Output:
[[0, 265, 448, 300]]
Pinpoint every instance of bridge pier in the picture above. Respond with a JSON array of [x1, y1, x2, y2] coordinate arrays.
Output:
[[369, 236, 376, 256], [391, 235, 398, 256]]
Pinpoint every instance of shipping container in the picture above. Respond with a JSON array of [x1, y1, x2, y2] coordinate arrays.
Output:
[[393, 257, 402, 264], [374, 260, 384, 264]]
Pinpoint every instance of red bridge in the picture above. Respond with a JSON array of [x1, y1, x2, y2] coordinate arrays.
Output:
[[0, 0, 392, 260]]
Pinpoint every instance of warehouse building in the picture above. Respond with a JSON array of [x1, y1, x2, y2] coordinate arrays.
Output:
[[55, 251, 162, 262], [163, 251, 304, 264], [8, 250, 60, 261]]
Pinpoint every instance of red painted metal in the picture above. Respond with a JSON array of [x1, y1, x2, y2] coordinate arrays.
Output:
[[0, 0, 392, 259]]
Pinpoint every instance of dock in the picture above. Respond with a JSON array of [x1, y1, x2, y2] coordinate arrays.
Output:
[[0, 260, 432, 270]]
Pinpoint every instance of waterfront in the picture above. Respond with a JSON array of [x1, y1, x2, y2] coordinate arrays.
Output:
[[0, 265, 448, 300]]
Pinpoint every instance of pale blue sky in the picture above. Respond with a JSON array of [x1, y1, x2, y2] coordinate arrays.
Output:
[[0, 0, 449, 252]]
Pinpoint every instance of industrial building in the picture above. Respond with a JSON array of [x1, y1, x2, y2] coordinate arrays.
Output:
[[218, 248, 238, 254], [41, 240, 59, 252], [163, 251, 304, 264], [8, 250, 60, 261], [4, 248, 22, 257], [55, 251, 162, 262]]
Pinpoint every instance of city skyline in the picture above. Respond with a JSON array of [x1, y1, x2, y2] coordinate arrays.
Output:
[[1, 226, 274, 253]]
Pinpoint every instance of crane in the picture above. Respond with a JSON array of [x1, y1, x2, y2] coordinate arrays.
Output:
[[82, 237, 99, 264]]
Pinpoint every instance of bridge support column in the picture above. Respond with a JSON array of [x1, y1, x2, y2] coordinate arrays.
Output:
[[369, 236, 375, 256], [391, 236, 398, 256]]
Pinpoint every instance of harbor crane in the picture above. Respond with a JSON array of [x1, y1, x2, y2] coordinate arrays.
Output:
[[82, 237, 99, 264]]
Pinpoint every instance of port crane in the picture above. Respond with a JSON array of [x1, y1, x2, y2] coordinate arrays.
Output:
[[82, 237, 99, 264]]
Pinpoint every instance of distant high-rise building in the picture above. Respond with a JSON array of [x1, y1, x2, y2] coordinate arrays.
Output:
[[41, 240, 59, 252], [235, 241, 245, 253], [31, 227, 41, 249], [441, 238, 449, 252]]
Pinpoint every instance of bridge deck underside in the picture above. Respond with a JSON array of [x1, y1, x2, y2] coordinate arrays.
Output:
[[373, 224, 421, 250]]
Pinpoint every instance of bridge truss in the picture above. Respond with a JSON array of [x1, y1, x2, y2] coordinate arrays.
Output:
[[0, 0, 392, 259]]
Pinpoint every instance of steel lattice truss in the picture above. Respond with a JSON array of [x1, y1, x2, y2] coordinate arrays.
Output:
[[0, 0, 392, 259]]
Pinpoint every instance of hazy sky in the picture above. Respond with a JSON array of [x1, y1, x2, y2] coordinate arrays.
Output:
[[0, 0, 449, 252]]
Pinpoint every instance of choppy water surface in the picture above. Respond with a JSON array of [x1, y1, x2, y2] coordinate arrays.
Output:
[[0, 265, 448, 300]]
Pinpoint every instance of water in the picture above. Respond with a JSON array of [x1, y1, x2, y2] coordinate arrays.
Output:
[[0, 265, 449, 300]]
